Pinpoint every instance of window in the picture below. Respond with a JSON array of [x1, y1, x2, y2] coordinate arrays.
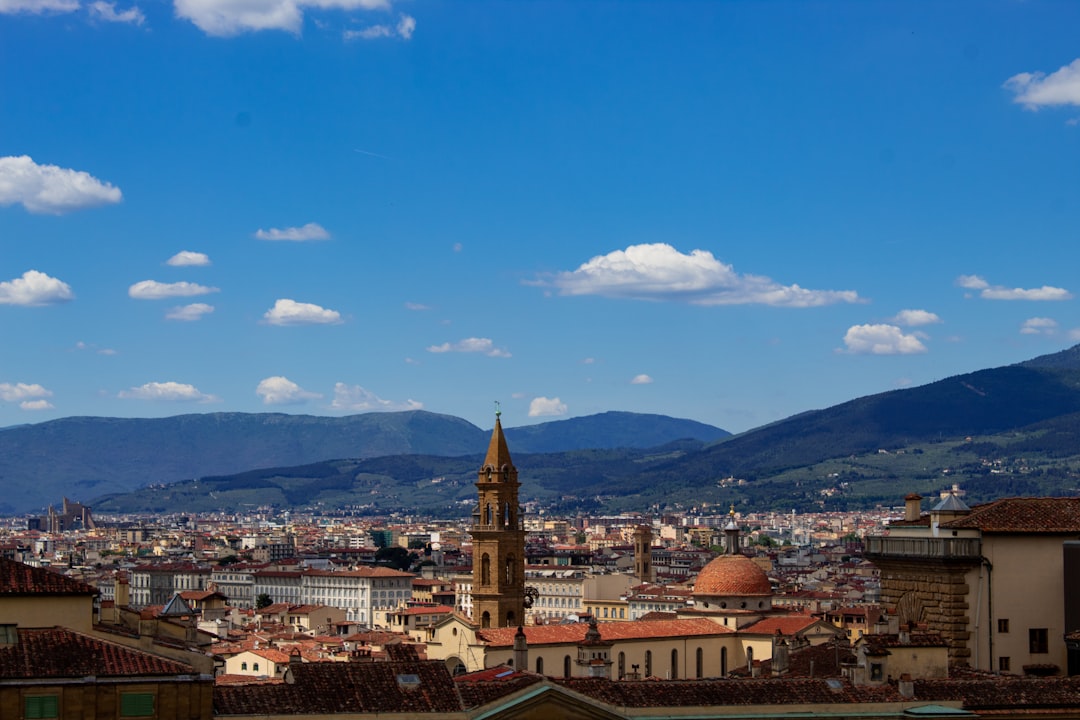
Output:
[[870, 663, 883, 681], [696, 647, 703, 679], [999, 656, 1011, 672], [671, 648, 678, 679], [563, 655, 571, 677], [241, 662, 248, 670], [25, 696, 58, 719], [645, 650, 652, 677], [998, 618, 1009, 634], [253, 663, 260, 672], [1030, 628, 1049, 654], [618, 652, 625, 679], [120, 693, 155, 718], [536, 657, 544, 674], [721, 647, 727, 675]]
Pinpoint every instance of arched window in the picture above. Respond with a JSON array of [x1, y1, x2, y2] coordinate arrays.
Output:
[[746, 646, 753, 671], [721, 647, 727, 676], [481, 611, 491, 629], [505, 611, 515, 627], [696, 647, 703, 679], [485, 504, 493, 525], [241, 662, 247, 671], [505, 554, 516, 585], [671, 649, 678, 679], [504, 503, 510, 527], [618, 652, 625, 679], [481, 554, 491, 586], [645, 650, 652, 677], [564, 655, 572, 678], [536, 657, 544, 674], [253, 663, 260, 672]]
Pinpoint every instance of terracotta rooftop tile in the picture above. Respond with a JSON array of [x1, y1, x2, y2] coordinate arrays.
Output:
[[479, 618, 731, 648], [0, 558, 98, 596], [0, 627, 196, 678], [941, 497, 1080, 533]]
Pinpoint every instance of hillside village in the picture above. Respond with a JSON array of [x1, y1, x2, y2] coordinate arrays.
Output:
[[2, 418, 1080, 719]]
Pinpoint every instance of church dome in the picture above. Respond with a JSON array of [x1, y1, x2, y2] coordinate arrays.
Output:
[[693, 554, 772, 598]]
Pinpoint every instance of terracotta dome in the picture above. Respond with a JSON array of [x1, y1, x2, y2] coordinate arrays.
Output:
[[692, 554, 772, 598]]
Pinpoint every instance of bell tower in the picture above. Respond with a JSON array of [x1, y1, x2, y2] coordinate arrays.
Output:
[[470, 407, 525, 628]]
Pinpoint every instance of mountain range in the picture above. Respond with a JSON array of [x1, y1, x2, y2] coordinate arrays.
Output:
[[9, 344, 1080, 516]]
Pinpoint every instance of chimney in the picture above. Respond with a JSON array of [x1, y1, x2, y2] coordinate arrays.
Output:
[[116, 572, 130, 608], [513, 626, 528, 671], [904, 494, 922, 523], [772, 633, 789, 677], [898, 673, 914, 699]]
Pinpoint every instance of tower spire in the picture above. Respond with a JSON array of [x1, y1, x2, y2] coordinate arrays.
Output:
[[484, 405, 514, 469]]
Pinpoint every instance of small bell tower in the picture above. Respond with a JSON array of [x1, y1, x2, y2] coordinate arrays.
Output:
[[470, 405, 526, 628]]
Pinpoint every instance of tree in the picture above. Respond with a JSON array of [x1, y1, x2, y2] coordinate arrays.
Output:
[[255, 593, 273, 609], [375, 546, 417, 571]]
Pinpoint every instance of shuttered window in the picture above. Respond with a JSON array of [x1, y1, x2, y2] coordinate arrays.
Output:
[[25, 695, 59, 719], [120, 693, 155, 717]]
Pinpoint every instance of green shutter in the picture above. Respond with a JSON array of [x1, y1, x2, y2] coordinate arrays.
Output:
[[120, 693, 155, 717], [25, 695, 59, 719]]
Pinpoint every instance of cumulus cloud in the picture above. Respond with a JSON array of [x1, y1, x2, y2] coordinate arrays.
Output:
[[129, 280, 219, 299], [426, 337, 511, 358], [75, 341, 116, 355], [329, 382, 422, 412], [255, 376, 322, 405], [344, 12, 414, 40], [534, 243, 861, 307], [174, 0, 390, 35], [1005, 58, 1080, 109], [0, 270, 74, 306], [0, 155, 121, 214], [166, 303, 214, 321], [630, 374, 654, 385], [89, 1, 145, 24], [404, 302, 430, 311], [0, 0, 78, 14], [166, 251, 211, 267], [254, 222, 329, 241], [529, 396, 567, 417], [118, 381, 219, 402], [263, 298, 342, 325], [1021, 317, 1058, 336], [892, 309, 942, 326], [19, 399, 54, 410], [841, 324, 928, 355], [955, 274, 1071, 301], [0, 382, 52, 404]]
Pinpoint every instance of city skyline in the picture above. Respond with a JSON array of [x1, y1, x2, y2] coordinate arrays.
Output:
[[3, 1, 1080, 433]]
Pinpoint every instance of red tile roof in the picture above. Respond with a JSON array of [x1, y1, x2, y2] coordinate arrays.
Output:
[[559, 676, 902, 706], [914, 675, 1080, 710], [739, 615, 828, 636], [941, 497, 1080, 533], [0, 558, 98, 596], [0, 627, 196, 678], [479, 618, 731, 648]]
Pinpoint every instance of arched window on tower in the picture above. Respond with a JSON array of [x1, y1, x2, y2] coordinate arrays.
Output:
[[485, 504, 493, 525], [481, 554, 491, 586], [505, 554, 516, 585], [504, 503, 510, 527], [481, 611, 491, 629]]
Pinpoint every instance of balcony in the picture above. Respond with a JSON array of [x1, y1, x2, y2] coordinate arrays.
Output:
[[864, 535, 981, 563]]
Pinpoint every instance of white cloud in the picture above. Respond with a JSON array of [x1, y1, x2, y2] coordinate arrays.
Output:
[[174, 0, 389, 36], [329, 382, 422, 412], [255, 376, 322, 405], [118, 381, 219, 402], [581, 357, 595, 364], [528, 396, 567, 417], [254, 222, 329, 241], [426, 337, 511, 358], [0, 270, 74, 306], [1005, 58, 1080, 109], [0, 382, 52, 403], [166, 303, 214, 321], [841, 324, 928, 355], [129, 280, 219, 299], [20, 399, 54, 410], [630, 374, 654, 385], [536, 243, 861, 307], [166, 251, 211, 267], [263, 298, 342, 325], [0, 155, 121, 214], [956, 274, 1071, 301], [892, 309, 942, 327], [75, 340, 117, 355], [0, 0, 79, 14], [89, 1, 145, 24], [404, 302, 430, 311], [344, 12, 414, 40], [1020, 317, 1058, 336]]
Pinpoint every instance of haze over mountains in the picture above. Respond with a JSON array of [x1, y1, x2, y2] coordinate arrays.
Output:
[[7, 344, 1080, 516]]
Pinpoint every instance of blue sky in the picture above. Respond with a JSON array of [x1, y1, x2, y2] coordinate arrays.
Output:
[[2, 0, 1080, 434]]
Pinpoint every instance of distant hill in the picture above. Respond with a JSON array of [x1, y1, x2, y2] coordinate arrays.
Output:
[[95, 345, 1080, 516], [0, 411, 727, 514]]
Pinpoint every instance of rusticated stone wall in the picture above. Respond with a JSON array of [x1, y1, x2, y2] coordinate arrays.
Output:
[[874, 559, 976, 666]]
